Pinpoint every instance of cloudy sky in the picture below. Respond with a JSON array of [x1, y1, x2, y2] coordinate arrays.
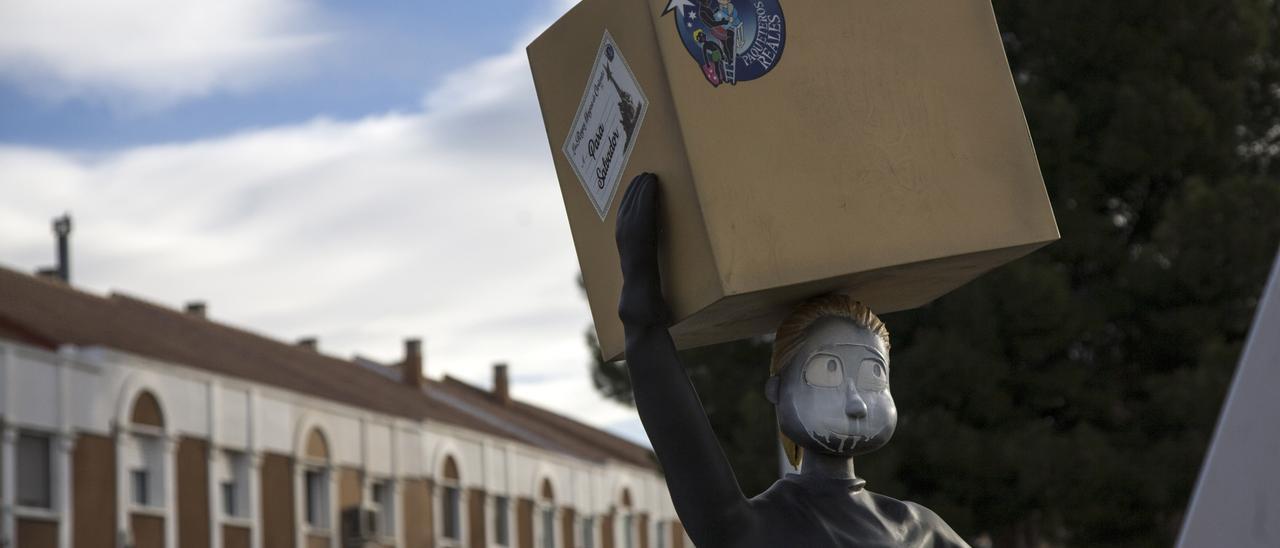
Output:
[[0, 0, 652, 443]]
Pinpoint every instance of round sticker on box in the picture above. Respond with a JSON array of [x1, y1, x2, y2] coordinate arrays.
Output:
[[662, 0, 786, 88]]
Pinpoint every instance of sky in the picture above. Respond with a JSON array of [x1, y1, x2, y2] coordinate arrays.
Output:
[[0, 0, 654, 445]]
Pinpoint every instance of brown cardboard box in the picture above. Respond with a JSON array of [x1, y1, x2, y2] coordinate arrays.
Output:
[[528, 0, 1059, 361]]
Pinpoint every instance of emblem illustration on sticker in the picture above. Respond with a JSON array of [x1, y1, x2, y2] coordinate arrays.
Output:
[[662, 0, 786, 87], [562, 31, 648, 220]]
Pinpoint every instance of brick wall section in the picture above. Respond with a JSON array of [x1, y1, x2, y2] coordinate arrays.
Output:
[[260, 453, 295, 548], [339, 467, 361, 513], [130, 514, 164, 548], [561, 508, 576, 548], [517, 498, 534, 548], [223, 524, 251, 548], [638, 514, 649, 548], [73, 433, 116, 548], [468, 488, 487, 548], [601, 513, 614, 548], [671, 521, 685, 548], [178, 437, 211, 548], [401, 478, 432, 548], [16, 518, 57, 548], [306, 534, 329, 548]]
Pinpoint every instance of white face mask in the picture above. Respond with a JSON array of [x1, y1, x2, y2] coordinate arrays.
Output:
[[775, 317, 897, 457]]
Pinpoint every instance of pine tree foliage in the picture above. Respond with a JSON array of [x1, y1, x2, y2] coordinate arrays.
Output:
[[589, 1, 1280, 545]]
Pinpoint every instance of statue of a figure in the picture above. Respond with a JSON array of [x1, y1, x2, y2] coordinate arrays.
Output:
[[616, 173, 969, 547]]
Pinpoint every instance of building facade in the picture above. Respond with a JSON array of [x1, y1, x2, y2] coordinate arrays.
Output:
[[0, 265, 685, 548]]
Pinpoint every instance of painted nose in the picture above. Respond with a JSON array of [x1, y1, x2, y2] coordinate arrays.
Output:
[[845, 388, 868, 418]]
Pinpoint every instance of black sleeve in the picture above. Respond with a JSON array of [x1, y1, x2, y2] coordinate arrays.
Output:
[[615, 174, 752, 546]]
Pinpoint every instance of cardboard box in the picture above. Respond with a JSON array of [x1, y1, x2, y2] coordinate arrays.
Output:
[[528, 0, 1059, 361]]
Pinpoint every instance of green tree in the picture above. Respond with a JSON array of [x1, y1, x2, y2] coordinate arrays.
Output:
[[590, 1, 1280, 545]]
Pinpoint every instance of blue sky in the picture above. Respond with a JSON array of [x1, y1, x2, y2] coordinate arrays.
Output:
[[0, 1, 551, 149], [0, 0, 652, 445]]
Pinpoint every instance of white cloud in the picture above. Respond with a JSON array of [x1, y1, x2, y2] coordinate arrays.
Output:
[[0, 22, 648, 442], [0, 0, 327, 107]]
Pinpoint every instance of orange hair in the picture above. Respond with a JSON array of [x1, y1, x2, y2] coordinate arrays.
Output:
[[770, 295, 890, 468]]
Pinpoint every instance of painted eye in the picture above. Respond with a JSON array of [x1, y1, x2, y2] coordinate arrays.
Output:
[[856, 359, 888, 391], [803, 355, 843, 387]]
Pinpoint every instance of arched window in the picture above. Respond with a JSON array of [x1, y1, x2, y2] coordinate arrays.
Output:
[[439, 455, 463, 546], [301, 428, 331, 530], [536, 479, 556, 548], [127, 391, 165, 508]]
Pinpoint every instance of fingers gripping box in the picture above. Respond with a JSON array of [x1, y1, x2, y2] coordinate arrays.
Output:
[[528, 0, 1059, 361]]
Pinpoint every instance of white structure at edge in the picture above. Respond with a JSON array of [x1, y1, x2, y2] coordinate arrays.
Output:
[[1177, 248, 1280, 548]]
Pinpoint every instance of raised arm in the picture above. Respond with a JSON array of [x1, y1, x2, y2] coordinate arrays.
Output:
[[615, 173, 750, 545]]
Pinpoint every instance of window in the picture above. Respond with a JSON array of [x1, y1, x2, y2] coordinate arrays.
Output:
[[221, 481, 237, 517], [219, 450, 249, 519], [656, 521, 667, 548], [539, 506, 555, 548], [126, 432, 163, 508], [581, 516, 595, 548], [368, 479, 394, 537], [16, 432, 52, 509], [442, 484, 461, 540], [126, 391, 166, 510], [536, 478, 556, 548], [494, 496, 510, 546], [438, 455, 462, 545], [305, 468, 329, 529], [131, 469, 150, 506]]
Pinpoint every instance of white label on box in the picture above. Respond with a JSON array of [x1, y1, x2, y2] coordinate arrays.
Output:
[[562, 30, 648, 220]]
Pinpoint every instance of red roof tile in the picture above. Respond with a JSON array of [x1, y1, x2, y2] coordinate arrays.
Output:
[[0, 264, 655, 469]]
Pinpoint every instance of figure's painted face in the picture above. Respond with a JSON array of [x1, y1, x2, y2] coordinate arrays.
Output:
[[775, 317, 897, 457]]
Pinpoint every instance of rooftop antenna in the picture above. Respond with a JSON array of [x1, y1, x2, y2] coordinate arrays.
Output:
[[38, 213, 74, 283]]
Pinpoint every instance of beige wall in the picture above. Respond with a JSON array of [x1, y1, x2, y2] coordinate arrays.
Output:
[[177, 437, 211, 548], [73, 433, 115, 548]]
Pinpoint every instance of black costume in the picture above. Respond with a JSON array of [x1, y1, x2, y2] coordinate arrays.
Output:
[[615, 173, 969, 548]]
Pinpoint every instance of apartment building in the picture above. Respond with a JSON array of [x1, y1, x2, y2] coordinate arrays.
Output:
[[0, 264, 685, 548]]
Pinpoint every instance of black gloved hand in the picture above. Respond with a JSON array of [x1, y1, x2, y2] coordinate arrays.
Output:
[[616, 172, 670, 328]]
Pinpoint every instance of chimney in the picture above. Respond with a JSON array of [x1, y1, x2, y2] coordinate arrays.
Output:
[[297, 337, 318, 351], [184, 301, 207, 318], [52, 214, 71, 283], [401, 338, 423, 388], [492, 362, 511, 405]]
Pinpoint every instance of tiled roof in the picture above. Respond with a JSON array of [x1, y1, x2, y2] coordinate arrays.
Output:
[[433, 376, 654, 468], [0, 264, 655, 470]]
